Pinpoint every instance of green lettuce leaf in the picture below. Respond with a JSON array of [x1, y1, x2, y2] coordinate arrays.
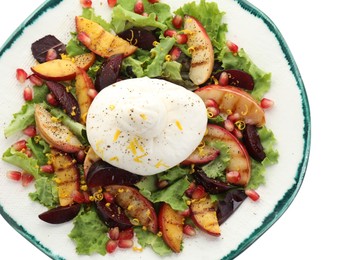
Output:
[[157, 165, 189, 183], [66, 33, 89, 57], [4, 103, 35, 137], [202, 140, 230, 181], [2, 147, 41, 179], [81, 8, 112, 31], [134, 227, 172, 256], [69, 207, 109, 256], [29, 177, 59, 208], [26, 137, 50, 165]]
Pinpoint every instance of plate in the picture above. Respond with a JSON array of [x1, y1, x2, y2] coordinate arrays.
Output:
[[0, 0, 310, 259]]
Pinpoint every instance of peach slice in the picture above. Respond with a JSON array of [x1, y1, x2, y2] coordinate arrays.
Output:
[[31, 59, 77, 81], [190, 195, 220, 236], [75, 16, 137, 58], [158, 203, 184, 253], [50, 149, 80, 206], [35, 104, 84, 153], [184, 15, 214, 85], [195, 84, 266, 127], [75, 67, 95, 124], [204, 124, 251, 187], [74, 52, 96, 71]]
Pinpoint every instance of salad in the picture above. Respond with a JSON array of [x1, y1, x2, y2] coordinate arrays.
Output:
[[2, 0, 278, 257]]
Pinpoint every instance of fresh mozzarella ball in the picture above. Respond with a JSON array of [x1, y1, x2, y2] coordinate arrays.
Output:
[[86, 77, 207, 176]]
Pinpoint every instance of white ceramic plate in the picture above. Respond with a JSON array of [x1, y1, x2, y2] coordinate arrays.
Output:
[[0, 0, 310, 259]]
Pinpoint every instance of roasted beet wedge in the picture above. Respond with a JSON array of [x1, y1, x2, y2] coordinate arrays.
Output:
[[193, 168, 232, 194], [31, 35, 66, 63], [94, 54, 123, 92], [86, 160, 142, 188], [46, 81, 81, 122], [95, 200, 133, 230], [214, 69, 254, 90], [243, 124, 266, 162], [38, 204, 81, 224], [118, 27, 158, 51], [216, 189, 247, 225]]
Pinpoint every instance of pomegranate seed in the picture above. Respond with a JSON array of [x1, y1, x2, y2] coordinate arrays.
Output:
[[164, 29, 177, 38], [118, 239, 133, 249], [87, 88, 98, 99], [191, 185, 207, 199], [23, 87, 33, 101], [169, 46, 182, 61], [226, 171, 241, 184], [7, 171, 22, 181], [106, 240, 118, 253], [185, 182, 196, 197], [179, 208, 191, 217], [76, 150, 86, 163], [46, 48, 58, 61], [183, 224, 196, 236], [205, 99, 219, 109], [16, 68, 27, 83], [77, 32, 91, 45], [172, 15, 183, 29], [82, 191, 91, 203], [28, 74, 44, 86], [141, 12, 149, 17], [134, 0, 144, 14], [80, 0, 92, 8], [107, 0, 117, 8], [46, 93, 59, 106], [226, 40, 239, 53], [25, 149, 33, 158], [157, 180, 168, 189], [12, 140, 27, 151], [108, 227, 120, 240], [232, 128, 243, 139], [224, 118, 235, 132], [21, 173, 34, 187], [147, 0, 159, 3], [103, 191, 114, 203], [118, 228, 134, 240], [260, 98, 274, 109], [245, 189, 260, 201], [228, 112, 240, 123], [207, 106, 220, 118], [40, 164, 54, 173], [218, 72, 229, 86], [72, 190, 85, 204], [23, 125, 36, 137], [175, 34, 188, 44]]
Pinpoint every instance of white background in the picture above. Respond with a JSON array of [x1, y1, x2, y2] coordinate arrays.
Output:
[[0, 0, 340, 259]]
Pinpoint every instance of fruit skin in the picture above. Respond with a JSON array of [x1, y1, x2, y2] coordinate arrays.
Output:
[[190, 195, 220, 236], [83, 147, 101, 177], [183, 15, 214, 85], [86, 160, 142, 188], [75, 67, 95, 124], [181, 145, 220, 166], [34, 104, 84, 153], [75, 16, 137, 58], [204, 124, 251, 187], [38, 204, 81, 224], [195, 84, 266, 127], [158, 203, 184, 253], [31, 59, 77, 81], [50, 149, 80, 206], [105, 185, 158, 234], [46, 81, 81, 122]]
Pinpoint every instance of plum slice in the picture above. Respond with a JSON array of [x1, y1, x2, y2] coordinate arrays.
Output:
[[243, 124, 266, 162], [86, 160, 142, 188], [216, 189, 247, 225], [38, 204, 81, 224], [31, 35, 66, 63], [95, 200, 133, 230], [46, 81, 81, 122], [94, 54, 123, 92], [118, 27, 158, 51], [214, 69, 254, 90]]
